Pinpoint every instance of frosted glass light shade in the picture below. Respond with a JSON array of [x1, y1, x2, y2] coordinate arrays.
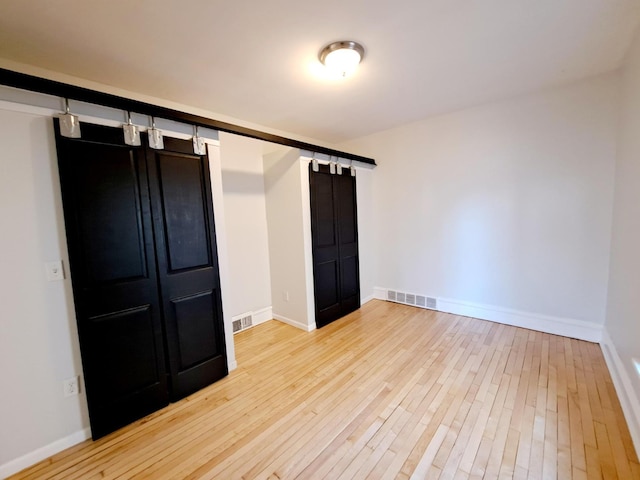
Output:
[[319, 41, 364, 77], [324, 49, 361, 76]]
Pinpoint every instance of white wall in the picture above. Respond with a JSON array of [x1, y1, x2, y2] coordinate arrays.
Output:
[[263, 148, 315, 331], [354, 166, 376, 303], [219, 133, 272, 321], [603, 28, 640, 451], [0, 109, 89, 474], [204, 143, 236, 372], [339, 74, 619, 336]]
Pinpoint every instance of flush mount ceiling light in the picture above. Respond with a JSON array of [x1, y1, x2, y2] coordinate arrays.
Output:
[[319, 41, 365, 77]]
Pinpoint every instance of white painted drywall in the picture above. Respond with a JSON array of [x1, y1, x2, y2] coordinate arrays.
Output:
[[204, 143, 237, 371], [339, 74, 618, 326], [354, 166, 376, 303], [0, 109, 89, 471], [605, 27, 640, 422], [263, 148, 314, 330], [219, 133, 272, 318]]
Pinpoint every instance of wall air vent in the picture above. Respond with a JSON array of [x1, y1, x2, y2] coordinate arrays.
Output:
[[232, 312, 254, 334], [384, 289, 438, 312], [241, 315, 253, 329]]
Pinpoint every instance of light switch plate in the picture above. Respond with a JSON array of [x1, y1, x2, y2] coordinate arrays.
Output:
[[45, 261, 65, 281]]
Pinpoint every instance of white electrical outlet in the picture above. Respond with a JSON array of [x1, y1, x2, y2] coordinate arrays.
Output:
[[63, 376, 79, 397], [283, 291, 289, 302], [45, 261, 65, 281]]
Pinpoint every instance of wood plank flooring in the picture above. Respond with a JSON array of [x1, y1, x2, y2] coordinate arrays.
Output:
[[10, 300, 639, 479]]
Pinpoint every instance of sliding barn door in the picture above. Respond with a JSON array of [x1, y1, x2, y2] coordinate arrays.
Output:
[[146, 140, 227, 401], [309, 164, 361, 328], [55, 123, 169, 438], [55, 122, 227, 439]]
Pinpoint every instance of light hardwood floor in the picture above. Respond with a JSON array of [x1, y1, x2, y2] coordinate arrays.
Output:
[[10, 300, 639, 479]]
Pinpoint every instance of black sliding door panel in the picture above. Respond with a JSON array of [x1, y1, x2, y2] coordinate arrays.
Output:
[[310, 164, 361, 328], [54, 122, 169, 439], [55, 124, 227, 438], [315, 260, 340, 311], [336, 173, 360, 313], [157, 153, 211, 272], [171, 291, 220, 370], [147, 138, 227, 402], [314, 175, 337, 248]]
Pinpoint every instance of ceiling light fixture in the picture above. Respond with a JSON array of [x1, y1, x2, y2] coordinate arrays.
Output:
[[319, 41, 364, 77]]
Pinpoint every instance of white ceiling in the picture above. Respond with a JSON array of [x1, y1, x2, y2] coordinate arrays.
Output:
[[0, 0, 639, 143]]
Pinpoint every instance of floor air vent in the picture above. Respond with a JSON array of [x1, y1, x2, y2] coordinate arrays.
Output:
[[232, 312, 253, 334], [385, 290, 438, 311]]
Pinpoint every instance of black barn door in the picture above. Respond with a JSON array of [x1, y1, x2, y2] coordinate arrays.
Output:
[[309, 164, 360, 328], [55, 122, 227, 439], [146, 139, 227, 401], [55, 123, 169, 438]]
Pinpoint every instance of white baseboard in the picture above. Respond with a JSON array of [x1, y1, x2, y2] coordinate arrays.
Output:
[[228, 360, 238, 371], [374, 287, 602, 343], [252, 306, 273, 326], [273, 313, 316, 332], [437, 297, 602, 343], [600, 329, 640, 456], [361, 294, 375, 305], [0, 428, 91, 479], [231, 306, 273, 336], [373, 287, 387, 300]]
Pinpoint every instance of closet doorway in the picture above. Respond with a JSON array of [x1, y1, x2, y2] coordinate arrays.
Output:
[[55, 121, 227, 439], [309, 163, 361, 328]]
